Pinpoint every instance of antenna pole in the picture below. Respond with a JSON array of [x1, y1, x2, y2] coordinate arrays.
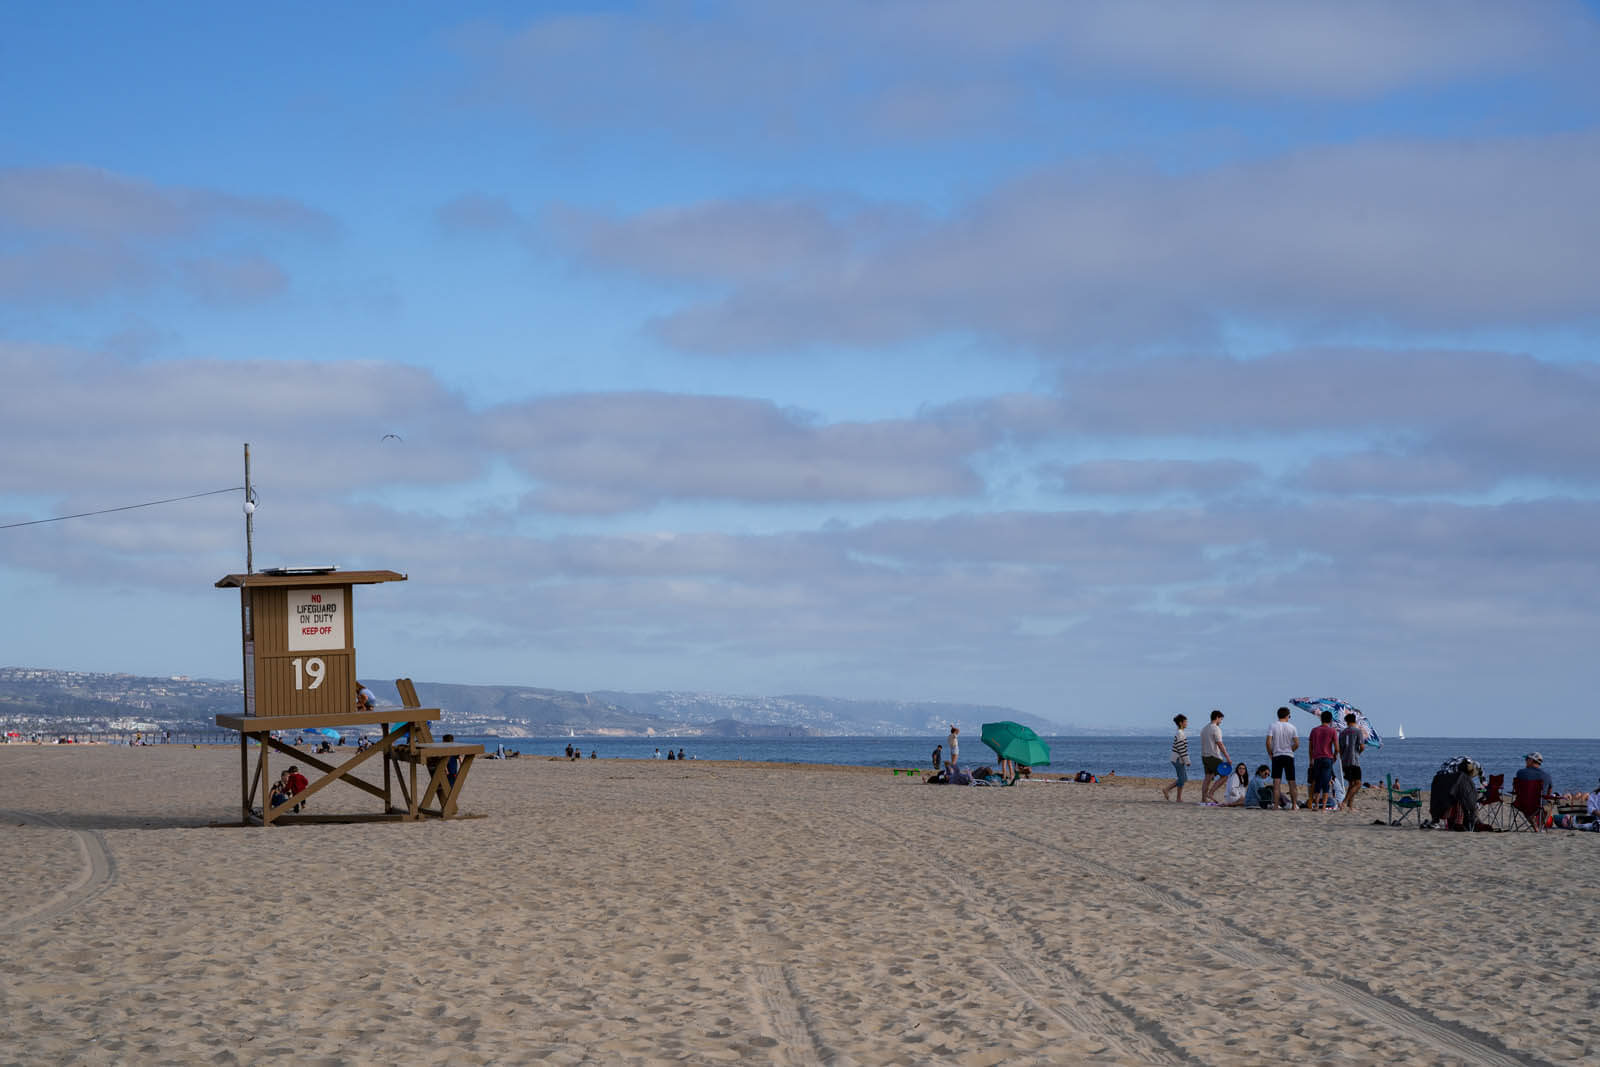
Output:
[[243, 443, 254, 574]]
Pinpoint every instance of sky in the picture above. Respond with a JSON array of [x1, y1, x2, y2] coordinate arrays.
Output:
[[3, 1, 1599, 737]]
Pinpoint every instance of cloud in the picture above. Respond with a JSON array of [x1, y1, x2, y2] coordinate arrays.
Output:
[[435, 193, 525, 235], [0, 344, 998, 527], [1047, 459, 1261, 495], [484, 391, 990, 509], [881, 0, 1588, 98], [454, 1, 1594, 139], [181, 254, 289, 305], [6, 339, 1598, 728], [554, 133, 1600, 353], [0, 165, 333, 306], [547, 198, 894, 285], [0, 341, 480, 498], [1020, 347, 1600, 493]]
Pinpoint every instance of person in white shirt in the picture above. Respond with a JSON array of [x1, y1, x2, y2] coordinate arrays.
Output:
[[1222, 761, 1249, 806], [947, 725, 960, 769], [1199, 710, 1232, 804], [1265, 706, 1300, 810]]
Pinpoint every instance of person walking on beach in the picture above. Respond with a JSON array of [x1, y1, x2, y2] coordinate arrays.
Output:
[[1266, 707, 1300, 810], [1307, 710, 1339, 812], [1338, 712, 1366, 812], [931, 744, 943, 772], [1199, 710, 1232, 804], [947, 725, 960, 770], [1161, 714, 1191, 802]]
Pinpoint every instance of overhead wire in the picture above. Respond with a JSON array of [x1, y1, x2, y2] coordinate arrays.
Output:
[[0, 486, 246, 530]]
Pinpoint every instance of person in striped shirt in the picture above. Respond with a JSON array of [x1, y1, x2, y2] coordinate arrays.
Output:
[[1161, 713, 1192, 802]]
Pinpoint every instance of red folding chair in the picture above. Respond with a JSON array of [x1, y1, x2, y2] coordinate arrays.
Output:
[[1477, 774, 1511, 831], [1510, 777, 1553, 833]]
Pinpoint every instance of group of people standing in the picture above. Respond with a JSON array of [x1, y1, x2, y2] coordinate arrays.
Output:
[[1164, 706, 1369, 811]]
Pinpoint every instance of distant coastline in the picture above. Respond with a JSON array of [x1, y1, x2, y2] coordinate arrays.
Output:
[[0, 665, 1071, 740]]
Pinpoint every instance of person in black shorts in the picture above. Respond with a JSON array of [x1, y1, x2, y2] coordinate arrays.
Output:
[[1266, 706, 1300, 809], [1338, 712, 1366, 812]]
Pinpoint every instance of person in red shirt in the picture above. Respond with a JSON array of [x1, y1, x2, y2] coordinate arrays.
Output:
[[285, 766, 310, 812], [1307, 711, 1340, 812]]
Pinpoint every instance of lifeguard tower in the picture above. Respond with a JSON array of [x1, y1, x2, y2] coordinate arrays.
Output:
[[214, 566, 483, 825]]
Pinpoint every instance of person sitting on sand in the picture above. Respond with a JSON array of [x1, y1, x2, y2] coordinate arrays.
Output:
[[1222, 761, 1250, 806], [1568, 785, 1600, 830], [269, 771, 292, 810], [1244, 764, 1273, 809]]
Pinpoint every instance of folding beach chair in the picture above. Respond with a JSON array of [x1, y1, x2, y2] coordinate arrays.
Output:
[[1386, 774, 1423, 827], [1477, 774, 1511, 831], [1509, 777, 1553, 833]]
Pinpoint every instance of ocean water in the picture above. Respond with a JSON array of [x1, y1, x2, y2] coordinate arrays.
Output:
[[446, 733, 1600, 795]]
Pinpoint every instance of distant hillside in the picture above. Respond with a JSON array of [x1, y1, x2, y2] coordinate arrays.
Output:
[[592, 690, 1067, 737], [0, 666, 1070, 738]]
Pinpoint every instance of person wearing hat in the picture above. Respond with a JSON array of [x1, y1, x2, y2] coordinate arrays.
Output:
[[1512, 752, 1555, 831], [1514, 752, 1554, 794]]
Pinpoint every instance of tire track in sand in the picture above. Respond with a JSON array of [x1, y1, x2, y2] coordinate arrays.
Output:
[[928, 809, 1544, 1067], [852, 813, 1187, 1064], [683, 806, 851, 1067], [728, 907, 855, 1066], [0, 809, 118, 932]]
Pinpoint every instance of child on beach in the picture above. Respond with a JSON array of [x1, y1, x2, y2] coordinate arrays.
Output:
[[1161, 714, 1191, 802]]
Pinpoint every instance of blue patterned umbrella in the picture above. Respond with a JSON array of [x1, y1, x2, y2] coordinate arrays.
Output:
[[1289, 698, 1380, 748]]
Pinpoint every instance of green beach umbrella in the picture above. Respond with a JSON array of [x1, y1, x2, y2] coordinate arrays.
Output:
[[979, 721, 1051, 768]]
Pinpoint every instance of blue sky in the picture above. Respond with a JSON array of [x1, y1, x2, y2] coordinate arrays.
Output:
[[3, 1, 1599, 736]]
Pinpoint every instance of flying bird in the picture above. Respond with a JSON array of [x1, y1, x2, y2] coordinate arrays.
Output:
[[381, 433, 403, 442]]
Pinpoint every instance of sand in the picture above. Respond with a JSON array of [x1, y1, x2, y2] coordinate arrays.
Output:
[[2, 744, 1595, 1065]]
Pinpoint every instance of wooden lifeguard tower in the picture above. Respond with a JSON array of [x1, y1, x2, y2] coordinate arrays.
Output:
[[214, 566, 483, 825]]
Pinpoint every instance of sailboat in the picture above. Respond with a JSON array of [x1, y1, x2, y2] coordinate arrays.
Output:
[[1396, 723, 1406, 740]]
